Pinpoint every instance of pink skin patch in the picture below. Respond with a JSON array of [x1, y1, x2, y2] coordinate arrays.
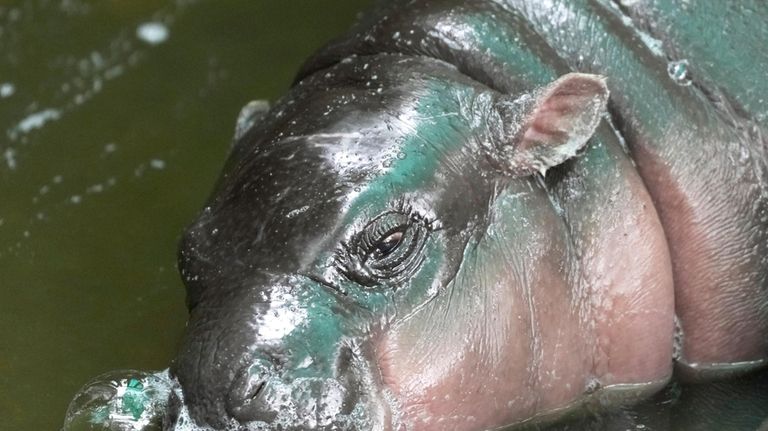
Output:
[[376, 261, 593, 431], [579, 158, 675, 386], [632, 133, 768, 368]]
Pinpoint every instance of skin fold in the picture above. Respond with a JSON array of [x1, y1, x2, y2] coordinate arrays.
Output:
[[63, 1, 768, 430]]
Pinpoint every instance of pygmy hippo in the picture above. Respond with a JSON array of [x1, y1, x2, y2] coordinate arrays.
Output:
[[64, 0, 768, 430]]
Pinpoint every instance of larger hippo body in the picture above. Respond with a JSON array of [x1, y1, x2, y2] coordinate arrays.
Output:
[[68, 1, 768, 430]]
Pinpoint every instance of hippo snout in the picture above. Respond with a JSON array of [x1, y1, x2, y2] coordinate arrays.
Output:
[[170, 337, 364, 429], [164, 271, 385, 430], [166, 366, 362, 430], [222, 359, 361, 427]]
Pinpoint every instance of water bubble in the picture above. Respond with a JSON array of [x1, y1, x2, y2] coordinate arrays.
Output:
[[396, 151, 407, 160], [667, 59, 692, 86], [103, 142, 118, 154], [4, 148, 17, 170], [136, 22, 169, 45], [86, 183, 104, 194], [382, 160, 393, 168], [13, 108, 61, 135], [0, 82, 15, 98], [149, 159, 165, 170]]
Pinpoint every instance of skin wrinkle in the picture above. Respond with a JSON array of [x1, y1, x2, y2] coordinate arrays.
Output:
[[518, 230, 540, 413]]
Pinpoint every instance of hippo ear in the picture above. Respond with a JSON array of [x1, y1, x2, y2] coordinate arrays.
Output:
[[494, 73, 609, 176], [234, 100, 271, 143]]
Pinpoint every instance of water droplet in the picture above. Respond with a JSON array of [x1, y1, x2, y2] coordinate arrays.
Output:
[[286, 205, 310, 218], [4, 148, 17, 170], [13, 108, 61, 135], [86, 183, 104, 194], [149, 159, 166, 170], [396, 151, 407, 160], [136, 22, 169, 45], [382, 160, 392, 168], [0, 82, 15, 98], [667, 60, 692, 86]]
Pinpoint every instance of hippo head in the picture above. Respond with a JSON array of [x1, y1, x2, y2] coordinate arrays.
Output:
[[169, 54, 608, 430]]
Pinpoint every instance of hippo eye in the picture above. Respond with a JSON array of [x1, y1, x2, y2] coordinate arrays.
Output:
[[373, 229, 405, 258], [338, 210, 429, 286], [358, 212, 410, 263]]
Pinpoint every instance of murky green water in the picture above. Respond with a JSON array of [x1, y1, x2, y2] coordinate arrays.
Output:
[[0, 1, 369, 429]]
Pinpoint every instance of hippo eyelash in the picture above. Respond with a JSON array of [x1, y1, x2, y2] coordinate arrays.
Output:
[[391, 198, 438, 231]]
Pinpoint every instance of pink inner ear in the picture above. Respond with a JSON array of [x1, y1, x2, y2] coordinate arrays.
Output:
[[521, 75, 608, 149]]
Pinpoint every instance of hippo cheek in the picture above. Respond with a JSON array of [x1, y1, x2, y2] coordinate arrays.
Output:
[[376, 297, 587, 431], [374, 217, 594, 430]]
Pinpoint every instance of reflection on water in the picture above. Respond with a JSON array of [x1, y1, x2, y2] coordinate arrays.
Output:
[[0, 1, 369, 430], [535, 368, 768, 431]]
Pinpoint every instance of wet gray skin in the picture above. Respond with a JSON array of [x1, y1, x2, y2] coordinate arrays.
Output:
[[63, 0, 768, 430]]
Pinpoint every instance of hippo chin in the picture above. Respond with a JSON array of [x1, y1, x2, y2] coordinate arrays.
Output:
[[65, 1, 768, 430]]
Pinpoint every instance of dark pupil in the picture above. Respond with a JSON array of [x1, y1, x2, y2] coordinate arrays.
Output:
[[375, 231, 403, 257]]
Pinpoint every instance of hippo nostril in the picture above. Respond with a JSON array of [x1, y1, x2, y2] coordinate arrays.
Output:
[[245, 380, 266, 403], [226, 366, 278, 423]]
